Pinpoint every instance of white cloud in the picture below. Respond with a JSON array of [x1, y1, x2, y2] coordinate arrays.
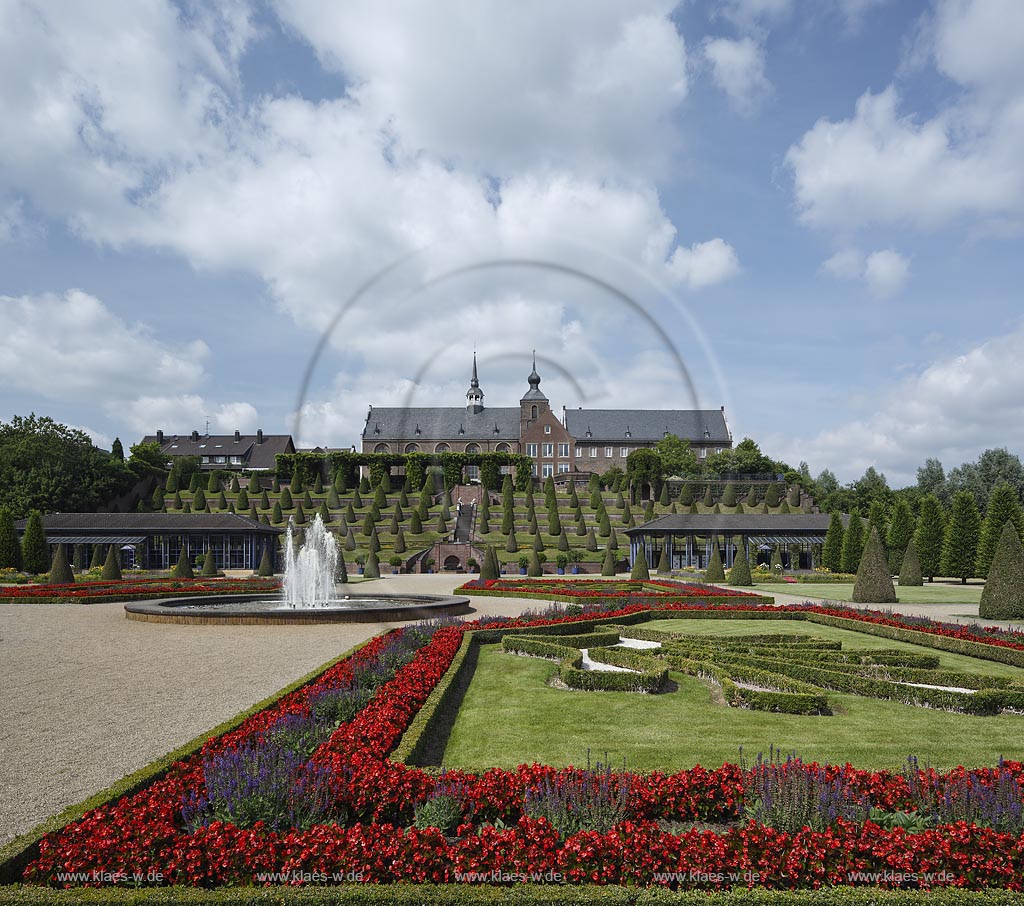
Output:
[[702, 37, 771, 115], [786, 0, 1024, 232], [821, 247, 909, 297], [119, 396, 259, 437], [717, 0, 793, 29], [769, 322, 1024, 483], [668, 238, 741, 288], [0, 290, 208, 399]]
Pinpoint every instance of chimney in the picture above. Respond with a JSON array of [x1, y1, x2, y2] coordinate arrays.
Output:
[[234, 430, 240, 442], [191, 430, 199, 442], [156, 430, 164, 443], [256, 429, 264, 444]]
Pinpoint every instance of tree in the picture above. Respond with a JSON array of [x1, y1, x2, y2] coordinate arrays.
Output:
[[705, 541, 725, 582], [630, 547, 650, 580], [394, 528, 406, 554], [532, 532, 544, 552], [585, 527, 598, 552], [728, 544, 753, 586], [369, 526, 381, 552], [721, 483, 737, 507], [294, 503, 306, 525], [73, 544, 85, 572], [948, 448, 1024, 511], [110, 437, 125, 462], [659, 483, 670, 506], [867, 501, 888, 558], [480, 545, 499, 581], [602, 546, 617, 576], [271, 501, 283, 523], [887, 499, 916, 574], [764, 484, 781, 507], [841, 514, 865, 574], [0, 507, 21, 569], [916, 458, 947, 502], [49, 544, 74, 584], [653, 434, 698, 478], [608, 527, 619, 550], [979, 522, 1024, 620], [172, 546, 194, 578], [21, 510, 48, 574], [898, 539, 923, 587], [256, 545, 274, 577], [548, 508, 561, 536], [852, 527, 897, 603], [976, 483, 1024, 579], [89, 544, 104, 569], [352, 487, 364, 509], [345, 528, 357, 551], [506, 528, 519, 553], [410, 510, 423, 533], [101, 544, 122, 580], [915, 494, 945, 581], [821, 512, 845, 573], [557, 528, 569, 552], [942, 491, 982, 584]]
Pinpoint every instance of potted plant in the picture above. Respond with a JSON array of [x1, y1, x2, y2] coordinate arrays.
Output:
[[355, 554, 365, 575], [388, 555, 403, 575], [467, 557, 478, 573], [517, 554, 529, 575], [556, 553, 568, 575], [568, 550, 583, 574], [424, 557, 435, 574]]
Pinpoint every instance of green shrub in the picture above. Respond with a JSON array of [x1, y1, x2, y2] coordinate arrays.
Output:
[[20, 510, 48, 574], [977, 483, 1024, 579], [585, 527, 598, 552], [201, 548, 219, 577], [0, 507, 22, 569], [705, 541, 726, 581], [898, 539, 923, 587], [101, 544, 122, 581], [728, 544, 753, 586], [48, 544, 74, 584], [630, 547, 650, 580], [394, 529, 406, 554], [822, 512, 845, 573], [943, 491, 982, 584], [528, 550, 542, 577], [505, 529, 518, 552], [364, 550, 380, 578], [887, 499, 915, 574], [841, 513, 865, 574], [271, 501, 283, 523], [722, 483, 737, 506], [979, 521, 1024, 620], [657, 545, 670, 573], [256, 546, 274, 577], [852, 527, 897, 604], [602, 546, 616, 576]]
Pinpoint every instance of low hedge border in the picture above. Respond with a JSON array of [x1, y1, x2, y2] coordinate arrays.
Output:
[[0, 638, 375, 885], [2, 884, 1023, 905], [462, 587, 776, 608], [391, 632, 476, 766]]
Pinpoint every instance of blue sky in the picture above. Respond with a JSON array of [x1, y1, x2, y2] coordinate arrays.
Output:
[[1, 0, 1022, 486]]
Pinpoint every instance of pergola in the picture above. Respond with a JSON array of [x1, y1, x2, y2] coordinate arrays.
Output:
[[625, 513, 848, 571]]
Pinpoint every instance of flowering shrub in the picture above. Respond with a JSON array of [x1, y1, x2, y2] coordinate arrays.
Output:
[[0, 576, 281, 603], [19, 596, 1024, 890]]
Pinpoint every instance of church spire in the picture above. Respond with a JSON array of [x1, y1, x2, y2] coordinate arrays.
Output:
[[466, 351, 484, 414], [527, 349, 541, 392]]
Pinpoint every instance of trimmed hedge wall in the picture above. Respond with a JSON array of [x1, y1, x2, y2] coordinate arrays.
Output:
[[0, 639, 375, 885], [3, 884, 1024, 905]]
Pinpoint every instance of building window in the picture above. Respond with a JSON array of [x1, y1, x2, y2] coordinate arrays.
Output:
[[201, 456, 210, 464], [532, 463, 538, 477], [465, 465, 480, 481], [544, 425, 551, 434], [526, 443, 538, 457], [496, 442, 511, 453], [531, 405, 538, 419], [465, 443, 480, 454], [434, 443, 450, 453], [558, 463, 570, 473], [542, 464, 554, 477], [404, 443, 419, 453], [605, 447, 613, 457], [214, 455, 226, 464], [542, 443, 553, 457], [230, 456, 242, 465], [700, 447, 707, 458], [620, 447, 629, 457], [558, 443, 569, 457], [589, 447, 597, 458], [374, 443, 390, 453]]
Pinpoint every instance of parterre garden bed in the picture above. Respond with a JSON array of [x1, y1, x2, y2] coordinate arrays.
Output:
[[0, 577, 281, 605], [6, 579, 1024, 895]]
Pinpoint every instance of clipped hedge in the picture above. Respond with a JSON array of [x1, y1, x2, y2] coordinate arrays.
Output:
[[0, 639, 374, 885], [4, 884, 1024, 905]]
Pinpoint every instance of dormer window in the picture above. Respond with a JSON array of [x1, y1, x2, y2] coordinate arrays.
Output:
[[374, 424, 381, 435], [703, 428, 711, 438], [493, 423, 500, 435], [625, 427, 631, 438], [544, 425, 551, 434], [414, 424, 421, 436], [585, 426, 592, 438], [458, 424, 465, 436]]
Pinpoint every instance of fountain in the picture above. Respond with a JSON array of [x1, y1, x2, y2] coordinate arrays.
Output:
[[123, 514, 471, 625]]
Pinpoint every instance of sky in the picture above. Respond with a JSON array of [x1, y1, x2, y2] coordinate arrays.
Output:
[[1, 0, 1022, 487]]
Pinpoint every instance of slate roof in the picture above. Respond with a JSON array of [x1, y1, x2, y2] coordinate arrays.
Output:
[[140, 433, 293, 470], [363, 407, 522, 442], [625, 514, 849, 535], [15, 513, 282, 534], [564, 409, 731, 443]]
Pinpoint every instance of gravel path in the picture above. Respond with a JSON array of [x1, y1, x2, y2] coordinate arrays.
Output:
[[2, 574, 1013, 846]]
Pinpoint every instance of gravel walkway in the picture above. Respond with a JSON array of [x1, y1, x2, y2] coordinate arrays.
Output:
[[2, 574, 1013, 846]]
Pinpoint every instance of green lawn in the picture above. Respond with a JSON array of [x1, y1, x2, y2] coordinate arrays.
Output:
[[438, 618, 1024, 773], [750, 582, 984, 605]]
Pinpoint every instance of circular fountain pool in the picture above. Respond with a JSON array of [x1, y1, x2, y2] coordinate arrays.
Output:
[[124, 592, 472, 624]]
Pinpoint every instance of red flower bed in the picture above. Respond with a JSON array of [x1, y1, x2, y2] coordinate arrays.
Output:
[[20, 599, 1024, 890], [0, 577, 281, 603]]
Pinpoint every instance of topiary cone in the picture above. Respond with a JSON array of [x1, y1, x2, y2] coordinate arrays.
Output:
[[852, 526, 897, 604], [602, 546, 617, 576], [364, 550, 380, 578], [630, 547, 650, 580], [898, 539, 923, 587], [172, 546, 194, 579], [48, 545, 75, 585], [728, 544, 753, 586], [657, 545, 670, 574], [705, 542, 726, 582], [256, 545, 274, 577], [101, 544, 122, 580], [201, 548, 219, 577], [979, 521, 1024, 620]]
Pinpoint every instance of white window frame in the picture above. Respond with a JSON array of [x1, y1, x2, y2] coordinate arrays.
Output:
[[620, 447, 629, 457], [558, 463, 570, 473], [531, 463, 538, 476], [700, 447, 707, 458], [589, 447, 597, 458], [526, 443, 538, 457], [605, 446, 613, 457], [558, 443, 569, 458], [542, 464, 554, 477], [542, 443, 554, 457], [544, 425, 551, 434]]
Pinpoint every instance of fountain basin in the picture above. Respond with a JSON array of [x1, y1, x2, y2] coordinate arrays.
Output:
[[124, 593, 472, 625]]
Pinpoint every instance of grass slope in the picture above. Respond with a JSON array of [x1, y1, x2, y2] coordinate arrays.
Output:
[[440, 620, 1024, 773]]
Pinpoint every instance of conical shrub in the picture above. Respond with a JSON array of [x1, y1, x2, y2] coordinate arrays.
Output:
[[410, 511, 423, 533], [898, 539, 923, 587], [705, 542, 726, 582], [172, 546, 194, 578], [979, 521, 1024, 620], [852, 527, 897, 604], [201, 549, 219, 577], [585, 527, 598, 552], [480, 545, 499, 581], [557, 528, 569, 551], [602, 546, 617, 576], [532, 533, 544, 552], [630, 547, 650, 580], [101, 544, 122, 580], [506, 529, 518, 553], [21, 511, 49, 574], [657, 546, 670, 574], [49, 545, 75, 584], [256, 545, 274, 576], [394, 529, 406, 554], [728, 545, 753, 586], [527, 550, 542, 577], [364, 550, 380, 578]]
